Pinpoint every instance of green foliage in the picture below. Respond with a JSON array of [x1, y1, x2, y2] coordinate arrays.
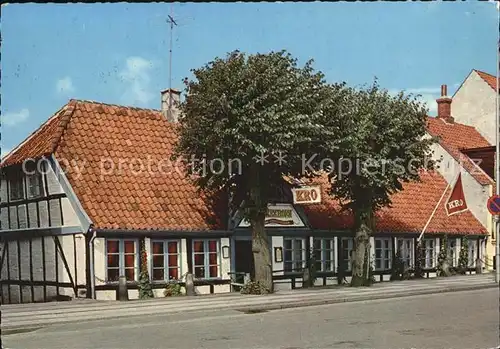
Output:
[[414, 241, 425, 279], [240, 281, 269, 295], [390, 251, 406, 281], [437, 235, 450, 277], [174, 50, 331, 220], [458, 237, 469, 274], [138, 239, 154, 299], [317, 79, 437, 212], [163, 283, 184, 297]]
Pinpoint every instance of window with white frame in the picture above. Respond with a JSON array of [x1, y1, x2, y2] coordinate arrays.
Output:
[[423, 238, 436, 269], [106, 239, 138, 282], [192, 239, 220, 279], [447, 238, 458, 267], [468, 239, 477, 267], [283, 237, 306, 273], [397, 238, 413, 268], [313, 238, 335, 272], [340, 237, 353, 272], [375, 238, 392, 270], [151, 240, 181, 281]]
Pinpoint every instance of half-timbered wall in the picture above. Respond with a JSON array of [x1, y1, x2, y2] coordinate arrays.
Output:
[[0, 234, 87, 303], [0, 162, 80, 231]]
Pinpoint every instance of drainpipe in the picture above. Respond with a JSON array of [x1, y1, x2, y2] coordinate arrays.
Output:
[[496, 6, 500, 283], [88, 226, 97, 299]]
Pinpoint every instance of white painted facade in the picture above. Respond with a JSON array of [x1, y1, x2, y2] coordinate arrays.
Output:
[[430, 140, 495, 267], [451, 71, 496, 144]]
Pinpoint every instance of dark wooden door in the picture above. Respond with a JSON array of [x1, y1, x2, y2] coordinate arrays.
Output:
[[235, 240, 255, 279]]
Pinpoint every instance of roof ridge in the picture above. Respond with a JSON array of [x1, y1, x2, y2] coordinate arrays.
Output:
[[72, 99, 162, 113], [473, 69, 495, 78]]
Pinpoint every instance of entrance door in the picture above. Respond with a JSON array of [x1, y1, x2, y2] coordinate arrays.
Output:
[[234, 240, 255, 279]]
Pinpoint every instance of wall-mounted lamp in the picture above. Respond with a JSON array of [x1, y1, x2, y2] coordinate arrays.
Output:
[[222, 245, 230, 259], [274, 247, 283, 263]]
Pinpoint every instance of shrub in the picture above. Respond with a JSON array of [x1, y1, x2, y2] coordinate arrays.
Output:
[[164, 283, 184, 297], [437, 235, 451, 277], [457, 237, 469, 275], [390, 251, 405, 281], [414, 241, 425, 279], [240, 281, 269, 295], [138, 239, 154, 299]]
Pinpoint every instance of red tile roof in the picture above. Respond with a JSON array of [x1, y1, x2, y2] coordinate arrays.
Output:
[[2, 100, 226, 232], [303, 171, 487, 235], [475, 69, 497, 92], [426, 117, 494, 186], [1, 100, 488, 235]]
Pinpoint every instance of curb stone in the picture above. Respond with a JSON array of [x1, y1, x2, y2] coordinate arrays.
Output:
[[2, 282, 497, 334], [236, 283, 499, 312]]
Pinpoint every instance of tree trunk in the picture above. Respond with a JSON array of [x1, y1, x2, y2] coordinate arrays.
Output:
[[251, 212, 273, 293], [351, 208, 372, 287]]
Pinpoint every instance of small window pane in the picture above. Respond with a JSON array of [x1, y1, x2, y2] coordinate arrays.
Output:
[[284, 239, 292, 249], [193, 241, 204, 253], [284, 250, 292, 262], [153, 255, 164, 268], [194, 266, 205, 278], [107, 241, 119, 254], [124, 254, 135, 268], [208, 240, 217, 252], [168, 241, 178, 254], [107, 254, 119, 268], [152, 242, 163, 254], [194, 253, 204, 266], [107, 268, 119, 282], [168, 268, 179, 280], [152, 268, 164, 281], [124, 268, 135, 281], [209, 266, 218, 277], [208, 252, 217, 265], [124, 241, 135, 254], [168, 254, 178, 268]]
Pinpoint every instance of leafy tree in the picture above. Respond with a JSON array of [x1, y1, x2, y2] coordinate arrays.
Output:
[[174, 50, 330, 293], [458, 237, 469, 274], [316, 81, 436, 286], [138, 238, 154, 299], [437, 235, 451, 277]]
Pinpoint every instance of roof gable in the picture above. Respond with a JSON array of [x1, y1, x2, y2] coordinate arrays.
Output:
[[426, 117, 494, 185], [475, 69, 497, 92]]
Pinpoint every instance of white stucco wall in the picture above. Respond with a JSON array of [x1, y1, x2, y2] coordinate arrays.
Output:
[[452, 71, 496, 144]]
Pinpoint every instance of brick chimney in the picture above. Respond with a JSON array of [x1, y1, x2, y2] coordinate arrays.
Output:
[[436, 84, 454, 123], [161, 88, 181, 122]]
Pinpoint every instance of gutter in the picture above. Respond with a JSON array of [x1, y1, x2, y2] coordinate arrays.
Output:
[[95, 228, 233, 237]]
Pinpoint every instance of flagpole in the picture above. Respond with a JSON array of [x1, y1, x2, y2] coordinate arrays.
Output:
[[417, 179, 452, 243]]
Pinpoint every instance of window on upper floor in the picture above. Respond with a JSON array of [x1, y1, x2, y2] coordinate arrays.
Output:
[[9, 176, 24, 201]]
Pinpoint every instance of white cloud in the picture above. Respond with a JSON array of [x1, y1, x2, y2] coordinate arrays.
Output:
[[3, 108, 29, 126], [118, 57, 155, 106], [56, 76, 75, 95], [388, 87, 440, 116], [1, 147, 11, 159]]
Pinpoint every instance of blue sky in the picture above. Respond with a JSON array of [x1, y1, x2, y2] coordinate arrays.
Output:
[[1, 1, 498, 157]]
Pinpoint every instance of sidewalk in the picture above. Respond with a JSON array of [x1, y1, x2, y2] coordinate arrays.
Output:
[[2, 274, 497, 332]]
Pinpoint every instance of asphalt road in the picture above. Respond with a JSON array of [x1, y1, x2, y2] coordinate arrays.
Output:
[[3, 288, 499, 349]]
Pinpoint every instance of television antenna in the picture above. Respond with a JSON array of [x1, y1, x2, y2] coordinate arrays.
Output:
[[167, 4, 178, 115]]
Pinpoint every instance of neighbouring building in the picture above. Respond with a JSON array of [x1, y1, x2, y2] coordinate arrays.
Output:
[[0, 88, 489, 304], [426, 69, 497, 270]]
